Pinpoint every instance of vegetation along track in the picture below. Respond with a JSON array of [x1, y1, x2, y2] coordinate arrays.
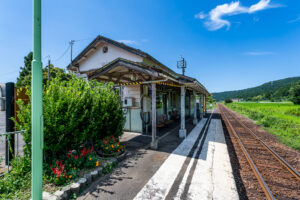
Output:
[[218, 104, 300, 200]]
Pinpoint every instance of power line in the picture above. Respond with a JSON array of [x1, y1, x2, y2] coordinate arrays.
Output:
[[43, 37, 93, 65], [0, 69, 20, 78], [73, 37, 94, 42], [53, 45, 70, 62]]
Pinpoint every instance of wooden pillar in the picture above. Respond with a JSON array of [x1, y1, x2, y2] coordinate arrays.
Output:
[[199, 94, 203, 119], [151, 83, 158, 149], [204, 95, 207, 114], [193, 90, 198, 125], [179, 86, 186, 138], [168, 91, 171, 117]]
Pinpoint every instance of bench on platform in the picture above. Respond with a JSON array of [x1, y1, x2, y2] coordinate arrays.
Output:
[[156, 114, 174, 128], [169, 110, 180, 121]]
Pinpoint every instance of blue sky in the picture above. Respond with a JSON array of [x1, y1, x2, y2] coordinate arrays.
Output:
[[0, 0, 299, 92]]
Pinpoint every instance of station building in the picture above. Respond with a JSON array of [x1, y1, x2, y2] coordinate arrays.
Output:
[[67, 35, 210, 148]]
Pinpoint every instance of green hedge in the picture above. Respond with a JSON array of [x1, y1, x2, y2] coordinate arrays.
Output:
[[16, 76, 125, 162]]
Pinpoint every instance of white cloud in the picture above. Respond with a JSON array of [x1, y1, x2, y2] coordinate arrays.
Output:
[[117, 40, 137, 45], [253, 17, 260, 22], [249, 0, 270, 13], [195, 0, 283, 31], [288, 16, 300, 23], [243, 51, 275, 55], [141, 39, 149, 42], [195, 11, 206, 19]]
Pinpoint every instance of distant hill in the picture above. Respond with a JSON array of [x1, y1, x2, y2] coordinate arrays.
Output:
[[212, 76, 300, 101]]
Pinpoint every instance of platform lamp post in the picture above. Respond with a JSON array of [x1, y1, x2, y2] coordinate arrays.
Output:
[[32, 0, 43, 199]]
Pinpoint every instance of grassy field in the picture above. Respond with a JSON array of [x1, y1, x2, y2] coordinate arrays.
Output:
[[225, 102, 300, 151]]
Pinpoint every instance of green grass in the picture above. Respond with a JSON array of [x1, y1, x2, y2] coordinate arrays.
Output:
[[225, 102, 300, 151]]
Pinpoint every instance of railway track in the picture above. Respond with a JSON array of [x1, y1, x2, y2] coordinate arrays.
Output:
[[218, 104, 300, 200]]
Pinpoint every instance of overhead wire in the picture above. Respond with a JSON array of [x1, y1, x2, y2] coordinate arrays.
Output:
[[40, 37, 93, 66], [73, 37, 94, 42], [0, 69, 20, 78], [53, 45, 70, 62]]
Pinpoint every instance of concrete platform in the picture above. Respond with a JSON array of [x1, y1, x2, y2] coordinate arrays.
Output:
[[78, 116, 196, 200], [186, 119, 238, 200], [78, 113, 238, 200], [133, 117, 238, 200]]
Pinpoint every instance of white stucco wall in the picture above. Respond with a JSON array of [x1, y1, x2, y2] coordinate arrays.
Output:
[[79, 43, 143, 72], [122, 85, 143, 133]]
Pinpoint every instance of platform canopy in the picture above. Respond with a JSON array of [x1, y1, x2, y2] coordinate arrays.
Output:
[[85, 57, 209, 95]]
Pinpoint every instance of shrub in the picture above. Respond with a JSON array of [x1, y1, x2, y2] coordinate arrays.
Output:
[[15, 76, 125, 162], [225, 99, 233, 103]]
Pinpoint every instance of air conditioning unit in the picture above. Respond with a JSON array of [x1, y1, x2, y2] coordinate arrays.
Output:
[[123, 97, 133, 107]]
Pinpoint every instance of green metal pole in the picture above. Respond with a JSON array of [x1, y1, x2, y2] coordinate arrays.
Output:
[[32, 0, 43, 199]]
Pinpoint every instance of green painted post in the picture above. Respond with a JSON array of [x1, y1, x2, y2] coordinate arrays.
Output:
[[32, 0, 43, 199]]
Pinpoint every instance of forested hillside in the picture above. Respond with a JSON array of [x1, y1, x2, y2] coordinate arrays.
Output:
[[213, 76, 300, 102]]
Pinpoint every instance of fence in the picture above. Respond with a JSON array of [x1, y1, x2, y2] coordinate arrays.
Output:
[[0, 85, 28, 175], [0, 130, 25, 175]]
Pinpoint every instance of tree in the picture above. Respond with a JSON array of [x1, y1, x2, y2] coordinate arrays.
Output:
[[16, 52, 72, 87], [16, 52, 33, 87], [206, 95, 216, 104], [289, 81, 300, 105], [252, 95, 263, 102], [225, 99, 233, 103], [42, 65, 72, 84]]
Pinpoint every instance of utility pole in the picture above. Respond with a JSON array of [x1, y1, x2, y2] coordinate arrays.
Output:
[[177, 56, 187, 76], [48, 59, 51, 85], [70, 40, 75, 68], [32, 0, 43, 199]]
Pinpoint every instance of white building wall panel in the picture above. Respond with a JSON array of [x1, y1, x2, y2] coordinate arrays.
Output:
[[79, 44, 143, 72], [122, 85, 141, 103]]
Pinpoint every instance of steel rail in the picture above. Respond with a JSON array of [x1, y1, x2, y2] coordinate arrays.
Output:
[[218, 104, 275, 200], [221, 105, 300, 181]]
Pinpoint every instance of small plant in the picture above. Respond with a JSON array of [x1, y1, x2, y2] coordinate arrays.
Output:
[[98, 136, 125, 157], [48, 146, 102, 185], [0, 157, 31, 199], [70, 193, 77, 199], [83, 152, 99, 169], [103, 163, 113, 174], [103, 161, 118, 174], [50, 160, 67, 185]]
